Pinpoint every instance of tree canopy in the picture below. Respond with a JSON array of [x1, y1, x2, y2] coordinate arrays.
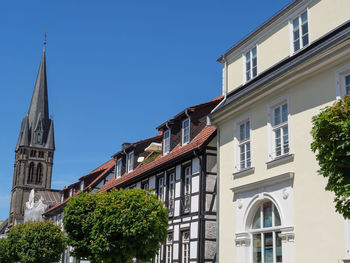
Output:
[[7, 221, 66, 263], [0, 238, 11, 263], [63, 189, 168, 263], [311, 95, 350, 218]]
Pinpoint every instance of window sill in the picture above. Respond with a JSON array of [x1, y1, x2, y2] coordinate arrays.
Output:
[[233, 167, 255, 179], [266, 154, 294, 169]]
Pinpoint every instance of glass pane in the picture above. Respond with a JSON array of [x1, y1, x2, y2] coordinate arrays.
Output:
[[274, 107, 281, 125], [302, 23, 308, 35], [283, 126, 289, 154], [275, 129, 281, 156], [302, 34, 309, 47], [276, 232, 282, 262], [263, 202, 272, 228], [264, 233, 273, 263], [301, 11, 308, 23], [240, 123, 245, 141], [246, 143, 251, 168], [252, 208, 261, 229], [274, 205, 281, 226], [294, 40, 300, 52], [293, 29, 300, 41], [252, 47, 257, 57], [346, 75, 350, 86], [246, 51, 251, 61], [282, 103, 288, 122], [252, 57, 257, 67], [293, 18, 299, 30], [246, 121, 250, 139], [246, 71, 251, 81], [240, 145, 246, 169], [252, 66, 257, 77], [253, 234, 262, 263]]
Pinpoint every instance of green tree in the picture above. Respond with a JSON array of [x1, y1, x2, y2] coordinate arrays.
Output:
[[63, 192, 97, 261], [7, 221, 66, 263], [63, 189, 168, 263], [0, 238, 11, 263], [311, 95, 350, 218]]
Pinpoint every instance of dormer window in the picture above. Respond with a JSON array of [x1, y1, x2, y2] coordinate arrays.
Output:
[[80, 181, 84, 191], [126, 151, 134, 173], [163, 130, 170, 155], [116, 158, 122, 179], [69, 188, 73, 197], [182, 118, 190, 145]]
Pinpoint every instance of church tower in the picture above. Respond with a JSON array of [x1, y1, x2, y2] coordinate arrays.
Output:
[[8, 46, 55, 226]]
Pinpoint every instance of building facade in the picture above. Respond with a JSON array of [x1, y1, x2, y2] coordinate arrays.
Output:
[[209, 0, 350, 262], [101, 98, 220, 263]]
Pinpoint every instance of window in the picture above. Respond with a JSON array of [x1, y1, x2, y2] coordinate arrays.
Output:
[[27, 162, 34, 184], [271, 102, 289, 158], [181, 231, 190, 263], [142, 180, 149, 191], [346, 74, 350, 95], [30, 150, 36, 157], [245, 46, 257, 82], [292, 11, 309, 53], [163, 130, 171, 155], [35, 163, 43, 184], [158, 176, 164, 202], [167, 172, 175, 216], [251, 201, 282, 263], [126, 151, 134, 173], [166, 233, 173, 263], [38, 151, 44, 158], [182, 166, 191, 213], [115, 158, 122, 179], [238, 120, 251, 170], [182, 118, 190, 145], [80, 181, 84, 191]]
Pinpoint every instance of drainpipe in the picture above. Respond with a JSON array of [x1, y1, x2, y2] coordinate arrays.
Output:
[[206, 54, 228, 263]]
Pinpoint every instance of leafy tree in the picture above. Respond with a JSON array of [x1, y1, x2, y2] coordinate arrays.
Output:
[[311, 95, 350, 218], [63, 189, 168, 263], [63, 192, 98, 261], [0, 238, 11, 263], [7, 221, 66, 263]]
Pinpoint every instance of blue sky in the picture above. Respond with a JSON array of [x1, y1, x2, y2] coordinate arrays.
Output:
[[0, 0, 292, 220]]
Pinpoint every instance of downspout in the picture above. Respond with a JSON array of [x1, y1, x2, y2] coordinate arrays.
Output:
[[206, 55, 228, 263]]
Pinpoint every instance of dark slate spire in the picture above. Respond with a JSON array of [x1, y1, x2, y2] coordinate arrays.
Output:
[[28, 47, 49, 132], [16, 46, 54, 151]]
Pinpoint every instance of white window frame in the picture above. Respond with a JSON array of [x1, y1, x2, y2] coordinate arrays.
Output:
[[182, 231, 190, 263], [289, 10, 309, 54], [115, 158, 122, 179], [158, 176, 164, 202], [182, 118, 190, 145], [251, 202, 283, 263], [244, 46, 258, 82], [267, 95, 290, 161], [163, 129, 171, 155], [336, 63, 350, 99], [166, 233, 173, 263], [234, 114, 252, 172], [126, 151, 134, 173], [168, 172, 175, 216]]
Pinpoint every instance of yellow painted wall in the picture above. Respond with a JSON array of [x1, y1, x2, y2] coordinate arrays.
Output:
[[225, 0, 350, 94], [217, 60, 350, 262]]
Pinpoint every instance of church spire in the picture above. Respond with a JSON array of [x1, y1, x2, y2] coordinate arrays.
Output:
[[27, 47, 49, 131]]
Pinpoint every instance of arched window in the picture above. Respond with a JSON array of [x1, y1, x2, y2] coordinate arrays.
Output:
[[35, 163, 43, 184], [27, 162, 35, 184], [251, 201, 282, 263]]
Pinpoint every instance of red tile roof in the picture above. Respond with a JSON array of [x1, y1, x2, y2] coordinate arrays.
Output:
[[43, 159, 116, 216], [100, 126, 216, 192]]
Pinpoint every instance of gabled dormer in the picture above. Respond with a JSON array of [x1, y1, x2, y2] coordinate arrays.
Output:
[[156, 97, 222, 154]]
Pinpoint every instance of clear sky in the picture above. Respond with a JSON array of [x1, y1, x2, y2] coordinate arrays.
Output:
[[0, 0, 293, 220]]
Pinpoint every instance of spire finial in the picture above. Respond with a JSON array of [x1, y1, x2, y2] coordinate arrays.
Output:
[[43, 29, 48, 47]]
